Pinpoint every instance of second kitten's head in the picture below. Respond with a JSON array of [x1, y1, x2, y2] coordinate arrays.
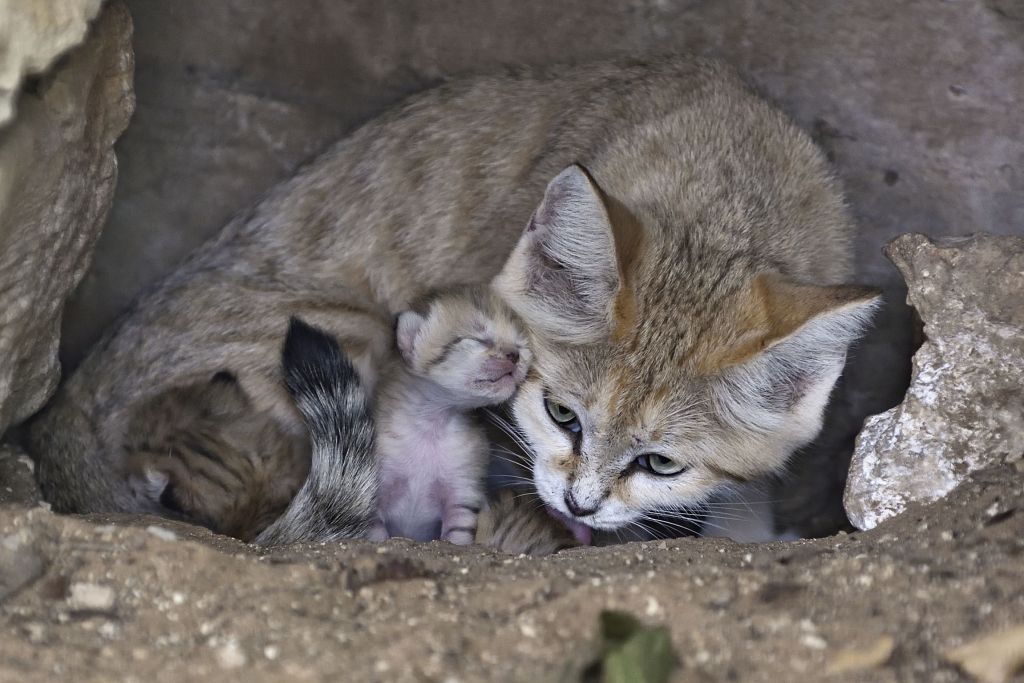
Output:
[[396, 286, 532, 407]]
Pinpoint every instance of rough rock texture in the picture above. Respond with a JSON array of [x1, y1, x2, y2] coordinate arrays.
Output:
[[845, 234, 1024, 530], [0, 443, 41, 508], [0, 2, 134, 433], [50, 0, 1024, 533], [0, 463, 1021, 682], [0, 0, 103, 125]]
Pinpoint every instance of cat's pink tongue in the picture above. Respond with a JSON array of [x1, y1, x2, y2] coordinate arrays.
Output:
[[546, 506, 593, 546]]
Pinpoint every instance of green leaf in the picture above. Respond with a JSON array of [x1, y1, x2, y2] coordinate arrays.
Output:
[[597, 611, 675, 683]]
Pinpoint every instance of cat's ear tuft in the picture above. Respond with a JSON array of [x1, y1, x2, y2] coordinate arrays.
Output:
[[396, 311, 426, 364], [711, 275, 881, 449], [493, 164, 621, 344]]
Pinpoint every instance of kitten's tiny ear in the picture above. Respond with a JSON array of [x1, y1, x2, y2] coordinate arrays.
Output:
[[396, 311, 426, 364], [493, 164, 621, 344]]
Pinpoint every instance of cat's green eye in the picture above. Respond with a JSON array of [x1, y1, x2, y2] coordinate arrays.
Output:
[[635, 453, 688, 476], [544, 398, 581, 433]]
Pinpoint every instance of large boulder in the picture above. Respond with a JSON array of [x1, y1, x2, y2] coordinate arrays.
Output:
[[845, 234, 1024, 530], [0, 2, 134, 433]]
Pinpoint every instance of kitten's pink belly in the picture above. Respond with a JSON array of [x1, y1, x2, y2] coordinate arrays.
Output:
[[378, 438, 456, 541]]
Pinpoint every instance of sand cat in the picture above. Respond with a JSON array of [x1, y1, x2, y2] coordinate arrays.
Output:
[[32, 56, 877, 543], [369, 286, 530, 544]]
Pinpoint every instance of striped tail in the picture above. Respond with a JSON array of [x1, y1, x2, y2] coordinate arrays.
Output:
[[256, 318, 378, 545]]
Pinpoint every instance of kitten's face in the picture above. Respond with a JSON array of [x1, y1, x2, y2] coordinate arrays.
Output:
[[397, 288, 532, 407]]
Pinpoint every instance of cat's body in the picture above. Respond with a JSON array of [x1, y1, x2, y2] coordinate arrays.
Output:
[[32, 56, 877, 542], [370, 287, 530, 544]]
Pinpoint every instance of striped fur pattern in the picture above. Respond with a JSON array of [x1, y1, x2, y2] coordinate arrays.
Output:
[[123, 373, 307, 541], [255, 318, 378, 545], [475, 488, 580, 556]]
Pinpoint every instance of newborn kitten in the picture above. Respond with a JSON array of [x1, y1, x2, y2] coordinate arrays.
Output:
[[122, 372, 307, 541], [369, 286, 530, 545]]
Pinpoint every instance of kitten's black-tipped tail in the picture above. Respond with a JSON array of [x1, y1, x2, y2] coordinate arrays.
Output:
[[256, 318, 378, 546]]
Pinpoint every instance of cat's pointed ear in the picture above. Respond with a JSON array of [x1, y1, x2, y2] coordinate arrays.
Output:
[[494, 165, 622, 344], [712, 275, 881, 447], [396, 311, 426, 364]]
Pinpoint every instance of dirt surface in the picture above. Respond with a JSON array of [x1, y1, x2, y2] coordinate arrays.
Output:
[[1, 461, 1022, 683]]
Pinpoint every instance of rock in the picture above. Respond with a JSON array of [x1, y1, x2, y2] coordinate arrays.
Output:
[[0, 0, 103, 125], [66, 582, 115, 611], [825, 635, 895, 675], [0, 533, 44, 603], [944, 625, 1024, 683], [845, 234, 1024, 530], [0, 443, 42, 507], [0, 2, 134, 433], [0, 461, 1020, 682]]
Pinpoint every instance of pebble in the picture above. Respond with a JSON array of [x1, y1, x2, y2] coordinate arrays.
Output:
[[216, 639, 247, 669], [801, 634, 828, 650], [825, 636, 895, 675], [68, 582, 115, 611], [146, 526, 177, 542]]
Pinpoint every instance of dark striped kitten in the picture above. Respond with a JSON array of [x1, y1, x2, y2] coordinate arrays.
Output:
[[123, 372, 307, 541]]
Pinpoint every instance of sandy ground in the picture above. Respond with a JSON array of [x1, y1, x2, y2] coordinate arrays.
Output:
[[1, 458, 1022, 683]]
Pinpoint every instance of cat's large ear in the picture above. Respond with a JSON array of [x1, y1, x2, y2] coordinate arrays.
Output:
[[711, 275, 881, 449], [494, 165, 622, 344]]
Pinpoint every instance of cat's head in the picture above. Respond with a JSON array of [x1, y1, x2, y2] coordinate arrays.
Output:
[[493, 165, 879, 532], [396, 286, 532, 407]]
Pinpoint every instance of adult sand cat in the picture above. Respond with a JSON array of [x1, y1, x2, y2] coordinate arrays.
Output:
[[31, 56, 877, 542]]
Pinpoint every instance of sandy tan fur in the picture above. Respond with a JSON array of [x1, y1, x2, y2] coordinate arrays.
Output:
[[30, 55, 878, 539]]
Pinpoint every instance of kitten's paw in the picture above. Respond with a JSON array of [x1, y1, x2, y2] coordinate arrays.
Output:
[[366, 522, 389, 542], [443, 528, 476, 546]]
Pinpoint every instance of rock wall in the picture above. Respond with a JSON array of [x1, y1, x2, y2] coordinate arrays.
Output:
[[0, 2, 134, 434]]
